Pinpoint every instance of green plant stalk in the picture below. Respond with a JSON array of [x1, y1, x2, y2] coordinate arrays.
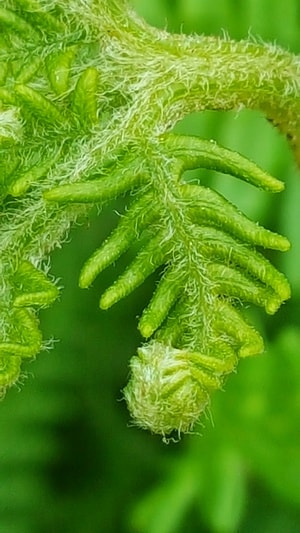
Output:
[[0, 0, 299, 435]]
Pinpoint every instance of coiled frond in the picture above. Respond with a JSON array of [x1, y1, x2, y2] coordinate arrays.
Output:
[[0, 0, 297, 435]]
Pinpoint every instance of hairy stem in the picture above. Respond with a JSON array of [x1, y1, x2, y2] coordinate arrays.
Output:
[[97, 1, 300, 161]]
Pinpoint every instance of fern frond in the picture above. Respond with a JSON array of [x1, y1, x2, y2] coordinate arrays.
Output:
[[44, 132, 291, 434], [0, 0, 297, 435]]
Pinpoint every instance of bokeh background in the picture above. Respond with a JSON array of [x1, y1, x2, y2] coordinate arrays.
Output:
[[1, 1, 300, 531]]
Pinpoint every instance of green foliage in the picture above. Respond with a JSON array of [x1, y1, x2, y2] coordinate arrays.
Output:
[[0, 0, 299, 531], [0, 0, 298, 436]]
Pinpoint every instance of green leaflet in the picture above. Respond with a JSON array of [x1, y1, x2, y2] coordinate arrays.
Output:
[[182, 184, 290, 251], [138, 267, 183, 339], [79, 191, 159, 288], [13, 260, 59, 307], [16, 56, 43, 84], [72, 67, 99, 126], [8, 152, 60, 197], [43, 164, 147, 203], [194, 226, 290, 301], [14, 0, 66, 33], [164, 134, 285, 193], [14, 84, 65, 125], [100, 230, 168, 310], [0, 308, 42, 359], [0, 7, 38, 38], [46, 46, 78, 95], [0, 356, 22, 392], [212, 301, 264, 358]]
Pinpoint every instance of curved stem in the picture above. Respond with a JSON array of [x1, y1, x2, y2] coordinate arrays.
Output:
[[102, 1, 300, 164]]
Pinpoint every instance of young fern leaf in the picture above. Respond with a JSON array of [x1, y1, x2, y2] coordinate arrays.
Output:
[[44, 132, 291, 434], [0, 0, 298, 437]]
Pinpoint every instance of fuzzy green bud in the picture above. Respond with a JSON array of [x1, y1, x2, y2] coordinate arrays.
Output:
[[125, 341, 217, 436]]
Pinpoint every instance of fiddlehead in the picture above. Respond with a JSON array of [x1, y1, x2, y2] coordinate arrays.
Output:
[[0, 0, 297, 436]]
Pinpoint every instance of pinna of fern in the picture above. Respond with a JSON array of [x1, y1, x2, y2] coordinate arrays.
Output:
[[0, 0, 297, 436], [44, 133, 291, 435]]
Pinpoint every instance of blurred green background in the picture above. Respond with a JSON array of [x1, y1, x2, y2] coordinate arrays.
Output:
[[1, 1, 300, 531]]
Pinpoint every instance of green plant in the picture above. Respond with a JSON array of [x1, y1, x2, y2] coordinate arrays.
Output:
[[0, 0, 299, 436]]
